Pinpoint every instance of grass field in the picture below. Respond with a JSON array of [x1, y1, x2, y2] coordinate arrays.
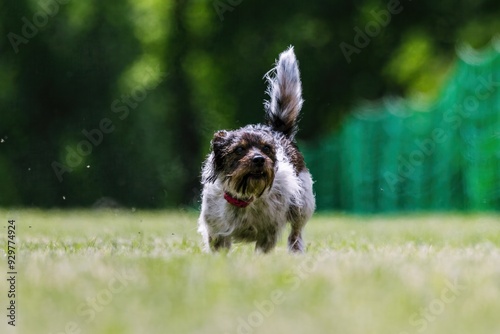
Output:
[[1, 209, 500, 334]]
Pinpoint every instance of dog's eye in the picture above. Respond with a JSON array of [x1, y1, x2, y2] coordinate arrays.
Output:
[[234, 147, 245, 155], [262, 145, 271, 154]]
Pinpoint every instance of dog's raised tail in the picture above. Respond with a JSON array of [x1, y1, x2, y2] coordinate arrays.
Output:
[[264, 46, 304, 140]]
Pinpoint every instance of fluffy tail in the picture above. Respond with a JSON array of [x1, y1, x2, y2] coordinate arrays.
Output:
[[264, 46, 304, 140]]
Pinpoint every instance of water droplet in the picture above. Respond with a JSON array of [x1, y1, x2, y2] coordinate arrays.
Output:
[[86, 165, 90, 168]]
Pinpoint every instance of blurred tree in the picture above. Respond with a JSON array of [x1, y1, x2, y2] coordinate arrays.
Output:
[[162, 0, 202, 206], [0, 0, 498, 209]]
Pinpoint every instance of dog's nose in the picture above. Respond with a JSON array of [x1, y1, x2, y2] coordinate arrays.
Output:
[[252, 155, 265, 166]]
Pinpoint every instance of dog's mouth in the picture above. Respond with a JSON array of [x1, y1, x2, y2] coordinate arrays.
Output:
[[227, 165, 275, 198], [248, 171, 265, 178]]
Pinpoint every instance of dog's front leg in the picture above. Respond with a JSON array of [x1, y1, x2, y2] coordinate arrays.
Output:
[[255, 228, 279, 253], [209, 235, 232, 252]]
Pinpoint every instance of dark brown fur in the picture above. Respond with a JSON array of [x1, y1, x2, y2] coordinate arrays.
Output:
[[208, 125, 279, 199]]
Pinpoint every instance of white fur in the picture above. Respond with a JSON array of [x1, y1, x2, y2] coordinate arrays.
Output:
[[198, 148, 315, 253], [264, 46, 304, 140], [198, 46, 314, 253]]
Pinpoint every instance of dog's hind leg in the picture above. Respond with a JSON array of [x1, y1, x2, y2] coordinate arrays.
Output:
[[287, 171, 315, 253], [287, 210, 307, 253]]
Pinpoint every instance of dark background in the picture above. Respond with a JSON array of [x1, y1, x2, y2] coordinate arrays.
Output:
[[1, 0, 499, 209]]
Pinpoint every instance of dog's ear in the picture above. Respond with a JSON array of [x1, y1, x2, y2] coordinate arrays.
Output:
[[205, 131, 229, 183], [211, 130, 228, 152]]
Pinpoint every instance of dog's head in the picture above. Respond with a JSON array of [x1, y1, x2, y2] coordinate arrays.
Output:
[[204, 126, 277, 198]]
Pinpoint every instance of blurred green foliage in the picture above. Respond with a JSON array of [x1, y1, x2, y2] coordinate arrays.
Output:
[[306, 44, 500, 212], [0, 0, 498, 209]]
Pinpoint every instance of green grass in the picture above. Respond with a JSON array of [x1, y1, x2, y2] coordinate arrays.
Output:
[[1, 209, 500, 334]]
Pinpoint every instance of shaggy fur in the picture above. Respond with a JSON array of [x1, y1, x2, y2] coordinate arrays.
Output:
[[198, 46, 315, 253]]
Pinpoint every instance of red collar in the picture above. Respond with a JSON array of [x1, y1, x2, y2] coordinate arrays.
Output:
[[224, 192, 253, 208]]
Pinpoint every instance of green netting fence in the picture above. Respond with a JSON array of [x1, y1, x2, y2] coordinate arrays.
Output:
[[305, 42, 500, 212]]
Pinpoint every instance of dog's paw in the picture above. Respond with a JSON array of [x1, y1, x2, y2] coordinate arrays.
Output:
[[288, 234, 305, 253]]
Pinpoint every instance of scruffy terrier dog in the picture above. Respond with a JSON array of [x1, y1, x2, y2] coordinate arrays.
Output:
[[198, 47, 315, 253]]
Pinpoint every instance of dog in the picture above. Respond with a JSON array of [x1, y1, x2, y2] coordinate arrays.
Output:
[[197, 46, 315, 253]]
